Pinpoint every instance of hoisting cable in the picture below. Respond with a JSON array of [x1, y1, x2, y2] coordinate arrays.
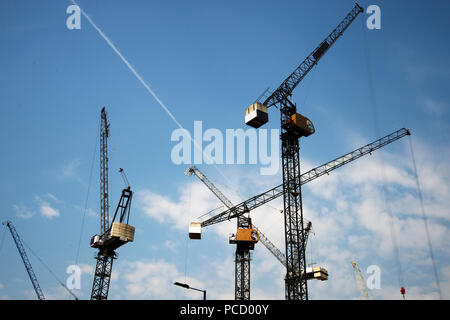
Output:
[[407, 136, 442, 300], [75, 117, 100, 266], [300, 66, 317, 111], [21, 237, 78, 300], [361, 17, 406, 298]]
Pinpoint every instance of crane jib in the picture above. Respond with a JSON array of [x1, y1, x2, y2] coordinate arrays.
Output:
[[263, 3, 364, 109], [200, 128, 410, 227]]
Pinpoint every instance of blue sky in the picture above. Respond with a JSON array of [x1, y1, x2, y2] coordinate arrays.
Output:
[[0, 0, 449, 300]]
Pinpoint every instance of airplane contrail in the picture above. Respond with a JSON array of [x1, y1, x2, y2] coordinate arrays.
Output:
[[68, 0, 240, 190], [69, 0, 184, 130]]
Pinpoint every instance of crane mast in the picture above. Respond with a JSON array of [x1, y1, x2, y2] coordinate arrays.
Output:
[[268, 3, 363, 301], [3, 221, 45, 300], [186, 166, 283, 299], [100, 107, 110, 235], [90, 108, 135, 300], [91, 107, 114, 300]]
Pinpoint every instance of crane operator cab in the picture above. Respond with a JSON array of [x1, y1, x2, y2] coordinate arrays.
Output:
[[286, 113, 315, 138], [229, 227, 260, 245], [245, 102, 268, 128]]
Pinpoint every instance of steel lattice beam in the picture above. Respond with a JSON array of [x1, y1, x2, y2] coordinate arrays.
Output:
[[90, 252, 115, 300], [3, 221, 45, 300], [262, 3, 363, 108], [200, 128, 409, 228]]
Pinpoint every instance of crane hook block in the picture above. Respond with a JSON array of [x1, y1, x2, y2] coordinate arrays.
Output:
[[245, 102, 268, 128], [189, 222, 202, 240]]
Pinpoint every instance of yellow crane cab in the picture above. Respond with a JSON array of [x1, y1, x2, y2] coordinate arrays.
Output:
[[245, 102, 268, 128]]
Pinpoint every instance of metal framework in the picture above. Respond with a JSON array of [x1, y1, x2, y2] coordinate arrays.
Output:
[[100, 107, 110, 235], [198, 127, 409, 298], [351, 261, 370, 300], [91, 253, 115, 300], [3, 221, 45, 300], [185, 166, 318, 300], [91, 107, 113, 300], [261, 3, 364, 109], [90, 108, 134, 300], [261, 3, 363, 300], [200, 128, 410, 227], [187, 166, 286, 299], [187, 166, 316, 299], [235, 215, 252, 300]]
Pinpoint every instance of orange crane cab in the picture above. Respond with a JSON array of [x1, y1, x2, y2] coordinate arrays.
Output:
[[229, 227, 260, 245], [286, 113, 315, 138]]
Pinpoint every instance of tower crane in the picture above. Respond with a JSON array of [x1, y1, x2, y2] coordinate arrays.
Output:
[[3, 221, 45, 300], [350, 261, 370, 300], [90, 107, 135, 300], [249, 2, 364, 300], [190, 127, 410, 299], [186, 166, 321, 300], [187, 3, 366, 298]]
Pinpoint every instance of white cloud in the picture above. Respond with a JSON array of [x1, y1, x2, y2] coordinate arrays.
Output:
[[12, 203, 34, 219], [131, 135, 449, 300], [136, 181, 236, 240], [164, 240, 178, 252], [423, 99, 448, 117], [35, 196, 60, 219], [59, 158, 86, 186], [120, 259, 204, 299]]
